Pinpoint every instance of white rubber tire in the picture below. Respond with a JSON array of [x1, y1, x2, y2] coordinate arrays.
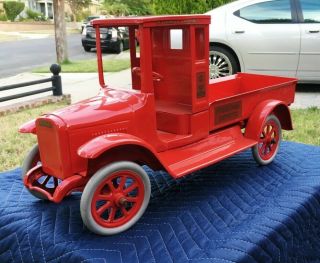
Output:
[[80, 161, 151, 235], [21, 144, 48, 200], [252, 114, 282, 165]]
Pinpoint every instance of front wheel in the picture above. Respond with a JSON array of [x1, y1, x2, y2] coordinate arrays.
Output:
[[252, 114, 282, 165], [83, 45, 91, 52], [22, 144, 48, 200], [80, 161, 151, 235], [209, 46, 239, 79]]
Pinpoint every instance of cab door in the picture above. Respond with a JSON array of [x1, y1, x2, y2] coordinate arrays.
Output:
[[296, 0, 320, 82]]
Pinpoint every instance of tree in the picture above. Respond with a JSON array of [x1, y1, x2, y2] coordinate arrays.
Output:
[[153, 0, 207, 15], [66, 0, 91, 21], [153, 0, 234, 15], [106, 3, 130, 16], [206, 0, 234, 9], [53, 0, 68, 64], [103, 0, 152, 16]]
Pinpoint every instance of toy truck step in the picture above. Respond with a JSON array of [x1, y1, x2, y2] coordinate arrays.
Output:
[[158, 126, 257, 178]]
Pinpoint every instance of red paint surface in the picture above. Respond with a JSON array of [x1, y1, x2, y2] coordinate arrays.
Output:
[[20, 15, 296, 205]]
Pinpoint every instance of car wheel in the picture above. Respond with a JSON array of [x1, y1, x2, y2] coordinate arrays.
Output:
[[22, 144, 48, 200], [209, 46, 239, 79], [80, 161, 151, 235], [83, 45, 91, 52], [252, 114, 282, 165], [116, 41, 124, 54]]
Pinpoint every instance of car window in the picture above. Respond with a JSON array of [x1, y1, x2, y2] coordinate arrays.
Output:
[[300, 0, 320, 23], [235, 0, 292, 23]]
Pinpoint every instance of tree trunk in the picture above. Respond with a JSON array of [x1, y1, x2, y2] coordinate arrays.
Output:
[[53, 0, 68, 64]]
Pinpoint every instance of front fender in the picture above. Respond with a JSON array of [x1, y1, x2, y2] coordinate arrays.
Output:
[[78, 133, 157, 159], [245, 100, 293, 141], [19, 119, 36, 134]]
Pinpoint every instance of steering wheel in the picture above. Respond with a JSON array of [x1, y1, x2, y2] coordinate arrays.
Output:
[[132, 67, 163, 82]]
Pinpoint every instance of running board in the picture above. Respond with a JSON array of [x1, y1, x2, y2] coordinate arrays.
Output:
[[158, 126, 257, 178]]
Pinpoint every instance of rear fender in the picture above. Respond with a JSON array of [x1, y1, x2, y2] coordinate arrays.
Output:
[[245, 100, 293, 141], [19, 119, 36, 134]]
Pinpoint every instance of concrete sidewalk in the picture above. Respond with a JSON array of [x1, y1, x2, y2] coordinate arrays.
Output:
[[0, 69, 319, 112], [0, 30, 51, 41], [0, 69, 132, 110]]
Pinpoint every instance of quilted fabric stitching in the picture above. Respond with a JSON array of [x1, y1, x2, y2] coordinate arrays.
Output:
[[0, 142, 320, 262]]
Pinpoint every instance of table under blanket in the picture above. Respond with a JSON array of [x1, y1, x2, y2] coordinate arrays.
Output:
[[0, 141, 320, 263]]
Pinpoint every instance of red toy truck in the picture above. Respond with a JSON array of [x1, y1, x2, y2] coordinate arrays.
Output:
[[19, 15, 296, 235]]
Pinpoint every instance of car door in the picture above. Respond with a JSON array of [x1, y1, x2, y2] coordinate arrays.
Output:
[[296, 0, 320, 81], [226, 0, 300, 77]]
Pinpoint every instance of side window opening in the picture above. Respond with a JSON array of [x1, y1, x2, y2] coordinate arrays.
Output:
[[300, 0, 320, 23], [234, 0, 292, 24]]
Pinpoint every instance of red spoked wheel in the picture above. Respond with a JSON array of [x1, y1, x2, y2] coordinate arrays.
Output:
[[22, 144, 59, 200], [252, 114, 282, 165], [26, 167, 59, 197], [80, 161, 151, 235]]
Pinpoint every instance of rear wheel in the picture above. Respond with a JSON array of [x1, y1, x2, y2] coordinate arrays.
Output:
[[209, 46, 239, 79], [252, 114, 282, 165], [80, 161, 151, 235]]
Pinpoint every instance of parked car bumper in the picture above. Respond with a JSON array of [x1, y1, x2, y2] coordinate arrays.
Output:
[[81, 38, 121, 51]]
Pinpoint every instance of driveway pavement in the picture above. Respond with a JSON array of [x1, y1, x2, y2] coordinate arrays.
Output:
[[0, 33, 113, 78], [0, 69, 319, 110]]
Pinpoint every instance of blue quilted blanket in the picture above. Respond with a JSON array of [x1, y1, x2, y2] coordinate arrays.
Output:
[[1, 141, 320, 263]]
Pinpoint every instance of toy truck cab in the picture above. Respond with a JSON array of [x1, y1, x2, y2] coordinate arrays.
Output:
[[20, 15, 297, 235]]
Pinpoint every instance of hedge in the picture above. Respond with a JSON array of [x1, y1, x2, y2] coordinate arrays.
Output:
[[3, 1, 25, 22]]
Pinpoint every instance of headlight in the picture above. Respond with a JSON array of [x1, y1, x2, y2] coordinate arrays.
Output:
[[111, 29, 118, 41], [82, 27, 87, 35]]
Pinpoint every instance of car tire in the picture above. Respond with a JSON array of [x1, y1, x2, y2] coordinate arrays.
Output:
[[83, 45, 91, 52], [116, 41, 124, 54], [252, 114, 282, 165], [80, 161, 151, 235], [22, 144, 48, 200], [209, 45, 239, 79]]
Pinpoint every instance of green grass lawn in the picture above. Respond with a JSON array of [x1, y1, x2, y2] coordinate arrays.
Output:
[[1, 100, 69, 172], [283, 107, 320, 146], [33, 58, 130, 73], [1, 104, 319, 172]]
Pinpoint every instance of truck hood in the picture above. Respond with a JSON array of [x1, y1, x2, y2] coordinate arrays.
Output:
[[48, 89, 145, 130]]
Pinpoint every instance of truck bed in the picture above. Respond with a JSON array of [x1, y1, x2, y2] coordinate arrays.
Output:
[[208, 73, 297, 131]]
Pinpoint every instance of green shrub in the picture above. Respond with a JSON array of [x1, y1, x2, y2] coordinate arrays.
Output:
[[0, 14, 7, 21], [3, 1, 25, 21], [0, 9, 7, 21], [26, 8, 42, 20]]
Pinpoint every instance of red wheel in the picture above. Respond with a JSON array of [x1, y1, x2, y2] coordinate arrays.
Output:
[[252, 114, 282, 165], [22, 144, 59, 200], [80, 162, 151, 235]]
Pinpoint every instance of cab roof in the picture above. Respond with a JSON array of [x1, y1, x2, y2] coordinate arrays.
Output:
[[92, 15, 211, 27]]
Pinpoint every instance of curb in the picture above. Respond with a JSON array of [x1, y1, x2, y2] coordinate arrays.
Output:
[[0, 94, 71, 116]]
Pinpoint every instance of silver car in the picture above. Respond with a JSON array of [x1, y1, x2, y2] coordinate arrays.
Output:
[[207, 0, 320, 83]]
